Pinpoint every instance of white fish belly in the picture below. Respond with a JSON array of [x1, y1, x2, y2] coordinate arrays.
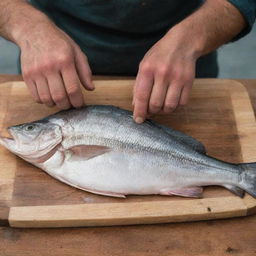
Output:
[[42, 150, 235, 195]]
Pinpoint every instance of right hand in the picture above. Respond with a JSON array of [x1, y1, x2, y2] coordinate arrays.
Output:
[[20, 22, 94, 109]]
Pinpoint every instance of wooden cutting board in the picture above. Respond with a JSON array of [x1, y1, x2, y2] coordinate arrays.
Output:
[[0, 79, 256, 228]]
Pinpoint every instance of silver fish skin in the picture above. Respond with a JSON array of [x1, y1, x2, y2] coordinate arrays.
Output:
[[0, 105, 256, 198]]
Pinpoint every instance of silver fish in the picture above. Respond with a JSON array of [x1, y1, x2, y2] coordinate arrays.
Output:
[[0, 105, 256, 198]]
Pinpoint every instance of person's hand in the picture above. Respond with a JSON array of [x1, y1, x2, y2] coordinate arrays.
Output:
[[133, 28, 198, 123], [20, 22, 94, 109], [133, 0, 246, 124]]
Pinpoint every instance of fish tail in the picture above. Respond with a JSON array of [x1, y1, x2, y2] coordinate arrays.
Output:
[[239, 163, 256, 198]]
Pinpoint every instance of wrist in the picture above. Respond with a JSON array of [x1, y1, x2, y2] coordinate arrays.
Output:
[[165, 0, 246, 59], [2, 2, 53, 47], [165, 22, 206, 60], [14, 17, 54, 48]]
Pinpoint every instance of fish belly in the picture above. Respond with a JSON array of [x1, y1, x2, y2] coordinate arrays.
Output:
[[42, 149, 238, 196]]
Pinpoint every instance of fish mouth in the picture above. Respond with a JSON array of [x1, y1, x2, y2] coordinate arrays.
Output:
[[0, 128, 15, 149], [0, 127, 13, 139]]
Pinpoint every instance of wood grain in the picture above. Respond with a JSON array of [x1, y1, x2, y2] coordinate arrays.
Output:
[[0, 83, 16, 225], [9, 197, 248, 228], [0, 83, 15, 200], [1, 77, 256, 256], [0, 79, 256, 228]]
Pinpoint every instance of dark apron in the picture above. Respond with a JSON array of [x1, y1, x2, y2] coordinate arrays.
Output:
[[30, 0, 218, 77]]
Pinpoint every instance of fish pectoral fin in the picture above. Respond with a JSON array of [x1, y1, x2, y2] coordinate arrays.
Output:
[[223, 184, 245, 198], [160, 187, 203, 198], [68, 145, 111, 161]]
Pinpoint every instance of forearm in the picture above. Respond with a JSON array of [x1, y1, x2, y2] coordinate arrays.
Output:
[[0, 0, 52, 46], [166, 0, 246, 58]]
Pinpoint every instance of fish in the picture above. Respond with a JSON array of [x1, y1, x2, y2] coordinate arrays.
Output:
[[0, 105, 256, 199]]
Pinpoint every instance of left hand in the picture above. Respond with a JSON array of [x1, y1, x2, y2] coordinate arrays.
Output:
[[133, 29, 198, 123], [133, 0, 246, 124]]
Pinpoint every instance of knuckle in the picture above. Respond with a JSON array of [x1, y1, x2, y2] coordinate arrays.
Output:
[[182, 73, 193, 84], [23, 67, 39, 77], [165, 102, 177, 110], [57, 54, 72, 67], [40, 94, 51, 103], [172, 68, 183, 81], [25, 64, 48, 76], [67, 84, 79, 96], [139, 61, 152, 74], [52, 93, 66, 103], [150, 101, 162, 109], [40, 61, 54, 72], [136, 92, 148, 102], [157, 65, 169, 77]]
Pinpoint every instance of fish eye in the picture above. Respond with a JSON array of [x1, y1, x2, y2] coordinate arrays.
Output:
[[25, 124, 36, 131]]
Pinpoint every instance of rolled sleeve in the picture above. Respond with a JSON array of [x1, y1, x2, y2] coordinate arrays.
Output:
[[227, 0, 256, 40]]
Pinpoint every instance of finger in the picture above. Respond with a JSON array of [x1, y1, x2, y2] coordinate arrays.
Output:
[[180, 83, 192, 106], [132, 97, 135, 106], [61, 63, 85, 108], [163, 83, 182, 113], [133, 72, 154, 123], [36, 77, 55, 107], [25, 79, 41, 104], [132, 84, 136, 106], [148, 76, 169, 114], [74, 47, 94, 90], [47, 73, 71, 109]]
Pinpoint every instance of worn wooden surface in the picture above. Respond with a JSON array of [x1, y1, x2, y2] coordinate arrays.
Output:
[[0, 75, 256, 255], [1, 79, 256, 227]]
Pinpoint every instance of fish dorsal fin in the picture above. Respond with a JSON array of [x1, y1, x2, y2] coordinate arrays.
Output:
[[68, 145, 111, 161], [147, 120, 206, 154]]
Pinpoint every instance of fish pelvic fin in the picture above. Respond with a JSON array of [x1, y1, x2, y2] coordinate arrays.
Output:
[[81, 188, 126, 198], [160, 187, 203, 198], [239, 163, 256, 198]]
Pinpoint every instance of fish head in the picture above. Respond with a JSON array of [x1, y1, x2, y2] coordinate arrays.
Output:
[[0, 120, 62, 163]]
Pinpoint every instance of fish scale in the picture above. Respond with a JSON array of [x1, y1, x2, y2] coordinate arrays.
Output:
[[0, 105, 256, 198]]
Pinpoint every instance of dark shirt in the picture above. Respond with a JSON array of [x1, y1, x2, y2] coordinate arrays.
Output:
[[229, 0, 256, 40], [31, 0, 256, 77]]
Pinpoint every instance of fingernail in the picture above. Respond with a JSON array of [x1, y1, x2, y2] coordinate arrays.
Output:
[[87, 81, 95, 90], [90, 84, 95, 90], [135, 117, 144, 124]]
